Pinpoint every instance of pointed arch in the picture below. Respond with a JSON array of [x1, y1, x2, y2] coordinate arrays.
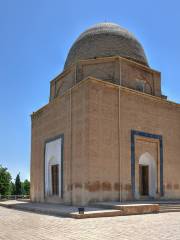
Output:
[[139, 152, 157, 197]]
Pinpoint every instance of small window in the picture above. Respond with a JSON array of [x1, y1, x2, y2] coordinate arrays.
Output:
[[136, 80, 145, 92]]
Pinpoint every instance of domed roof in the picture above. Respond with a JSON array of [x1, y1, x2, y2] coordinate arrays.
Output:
[[64, 22, 149, 69]]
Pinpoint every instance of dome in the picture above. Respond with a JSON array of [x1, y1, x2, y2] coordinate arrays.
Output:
[[64, 22, 149, 69]]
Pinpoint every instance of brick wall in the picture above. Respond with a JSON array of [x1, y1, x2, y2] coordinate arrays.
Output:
[[31, 75, 180, 205]]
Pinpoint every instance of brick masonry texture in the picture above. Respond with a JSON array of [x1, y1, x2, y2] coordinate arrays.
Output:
[[50, 56, 161, 99], [31, 76, 180, 205]]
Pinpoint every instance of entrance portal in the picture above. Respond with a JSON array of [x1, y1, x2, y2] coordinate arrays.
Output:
[[139, 165, 149, 196], [45, 137, 62, 197]]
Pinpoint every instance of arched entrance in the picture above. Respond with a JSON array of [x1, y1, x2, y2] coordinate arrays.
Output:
[[139, 152, 157, 198], [45, 137, 62, 198]]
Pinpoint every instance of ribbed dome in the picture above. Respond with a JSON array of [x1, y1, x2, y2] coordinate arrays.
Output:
[[64, 22, 149, 69]]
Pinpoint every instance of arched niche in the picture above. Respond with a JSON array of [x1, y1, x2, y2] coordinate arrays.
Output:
[[139, 152, 157, 197], [45, 137, 62, 197]]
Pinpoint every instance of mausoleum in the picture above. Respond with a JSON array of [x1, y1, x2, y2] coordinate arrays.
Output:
[[31, 23, 180, 205]]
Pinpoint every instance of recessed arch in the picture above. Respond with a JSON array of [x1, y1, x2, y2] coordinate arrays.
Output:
[[139, 152, 157, 197], [44, 136, 64, 198]]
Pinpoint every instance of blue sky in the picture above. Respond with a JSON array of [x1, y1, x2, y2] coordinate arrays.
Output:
[[0, 0, 179, 181]]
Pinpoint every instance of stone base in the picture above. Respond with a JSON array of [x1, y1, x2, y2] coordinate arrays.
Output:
[[115, 204, 159, 215], [0, 200, 159, 219], [70, 209, 123, 219], [94, 202, 159, 215]]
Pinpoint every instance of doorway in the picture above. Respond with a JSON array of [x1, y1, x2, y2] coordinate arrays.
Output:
[[139, 165, 149, 196], [51, 164, 59, 195], [138, 152, 157, 198]]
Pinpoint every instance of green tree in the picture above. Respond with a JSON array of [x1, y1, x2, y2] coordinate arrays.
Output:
[[22, 179, 30, 195], [10, 182, 16, 195], [0, 165, 12, 195], [15, 173, 22, 195]]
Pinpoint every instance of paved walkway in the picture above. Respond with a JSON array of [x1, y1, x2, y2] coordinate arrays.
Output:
[[0, 200, 160, 218], [0, 206, 180, 240], [0, 200, 103, 217]]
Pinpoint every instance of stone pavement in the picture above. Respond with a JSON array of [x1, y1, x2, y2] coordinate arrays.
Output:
[[0, 200, 103, 217], [0, 200, 160, 218], [0, 206, 180, 240]]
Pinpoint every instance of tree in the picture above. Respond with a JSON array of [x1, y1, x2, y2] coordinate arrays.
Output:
[[15, 173, 22, 195], [0, 165, 12, 195], [22, 179, 30, 195], [10, 182, 16, 195]]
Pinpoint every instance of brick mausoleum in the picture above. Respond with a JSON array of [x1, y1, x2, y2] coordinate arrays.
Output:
[[31, 22, 180, 205]]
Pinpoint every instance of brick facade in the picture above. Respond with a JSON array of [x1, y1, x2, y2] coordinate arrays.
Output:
[[31, 70, 180, 205]]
